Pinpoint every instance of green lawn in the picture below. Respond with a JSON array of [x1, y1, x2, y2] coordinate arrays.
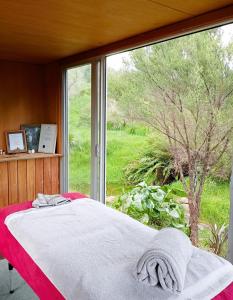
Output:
[[106, 129, 148, 195], [69, 127, 148, 195], [69, 128, 91, 193], [170, 179, 230, 226]]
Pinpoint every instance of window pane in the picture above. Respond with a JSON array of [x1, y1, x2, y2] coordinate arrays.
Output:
[[67, 64, 91, 195]]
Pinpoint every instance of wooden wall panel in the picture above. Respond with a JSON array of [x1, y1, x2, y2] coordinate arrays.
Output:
[[0, 60, 62, 207], [27, 159, 36, 200], [8, 161, 18, 205], [44, 62, 62, 154], [0, 60, 62, 155], [44, 158, 52, 194], [18, 160, 27, 202], [35, 159, 44, 195], [0, 163, 8, 208], [0, 156, 61, 208], [51, 157, 59, 194], [0, 60, 47, 150]]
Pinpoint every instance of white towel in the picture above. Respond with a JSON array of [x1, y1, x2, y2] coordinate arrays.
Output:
[[32, 193, 71, 208], [136, 227, 193, 294], [5, 199, 233, 300]]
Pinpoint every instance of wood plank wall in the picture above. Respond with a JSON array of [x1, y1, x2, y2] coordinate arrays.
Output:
[[0, 60, 63, 153], [44, 62, 62, 153], [0, 157, 60, 208], [0, 60, 48, 150], [0, 60, 63, 209]]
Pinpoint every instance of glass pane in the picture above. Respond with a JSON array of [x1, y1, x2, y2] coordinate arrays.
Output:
[[67, 64, 91, 195], [106, 23, 233, 258]]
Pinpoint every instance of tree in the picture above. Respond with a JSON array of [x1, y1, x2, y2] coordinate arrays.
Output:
[[108, 67, 145, 124], [116, 29, 233, 245]]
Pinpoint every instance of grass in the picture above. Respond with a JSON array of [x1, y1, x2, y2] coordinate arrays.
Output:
[[69, 129, 91, 193], [69, 127, 148, 195], [106, 129, 148, 195], [170, 179, 230, 226]]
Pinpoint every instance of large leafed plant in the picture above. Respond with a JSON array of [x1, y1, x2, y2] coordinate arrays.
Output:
[[112, 182, 187, 230]]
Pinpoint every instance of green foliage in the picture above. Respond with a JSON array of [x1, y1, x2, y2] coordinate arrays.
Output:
[[112, 182, 187, 230], [69, 129, 91, 193], [69, 132, 76, 148], [108, 29, 233, 186], [125, 125, 149, 136], [210, 150, 233, 181], [125, 141, 174, 185], [171, 179, 230, 226], [69, 127, 149, 195], [107, 121, 126, 131], [108, 69, 144, 124], [125, 138, 188, 185], [106, 129, 148, 195], [209, 223, 228, 256]]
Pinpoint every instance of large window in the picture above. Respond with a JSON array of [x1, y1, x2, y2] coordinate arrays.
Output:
[[105, 23, 233, 258], [63, 23, 233, 261]]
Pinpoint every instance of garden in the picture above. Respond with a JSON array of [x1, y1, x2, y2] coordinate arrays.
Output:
[[68, 25, 233, 257]]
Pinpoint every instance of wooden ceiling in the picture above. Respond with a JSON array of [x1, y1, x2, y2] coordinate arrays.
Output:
[[0, 0, 233, 64]]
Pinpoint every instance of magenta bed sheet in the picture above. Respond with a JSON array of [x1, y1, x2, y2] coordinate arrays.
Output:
[[0, 193, 232, 300]]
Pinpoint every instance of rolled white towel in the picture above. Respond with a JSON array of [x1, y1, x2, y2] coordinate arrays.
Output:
[[136, 228, 193, 294]]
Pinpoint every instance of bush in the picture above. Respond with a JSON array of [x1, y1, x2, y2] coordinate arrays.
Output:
[[107, 121, 126, 131], [125, 139, 188, 185], [209, 151, 232, 181], [209, 223, 228, 256], [112, 182, 187, 230], [125, 125, 149, 136], [69, 133, 76, 148]]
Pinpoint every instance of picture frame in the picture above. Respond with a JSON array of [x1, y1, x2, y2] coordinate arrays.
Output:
[[38, 124, 57, 154], [20, 124, 41, 152], [6, 130, 27, 154]]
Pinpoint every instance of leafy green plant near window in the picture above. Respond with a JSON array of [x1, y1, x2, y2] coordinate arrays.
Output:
[[112, 182, 187, 230]]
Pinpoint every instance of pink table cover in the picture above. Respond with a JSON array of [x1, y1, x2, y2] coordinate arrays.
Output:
[[0, 193, 232, 299]]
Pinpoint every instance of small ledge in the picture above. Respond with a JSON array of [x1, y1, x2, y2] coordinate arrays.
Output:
[[0, 153, 62, 163]]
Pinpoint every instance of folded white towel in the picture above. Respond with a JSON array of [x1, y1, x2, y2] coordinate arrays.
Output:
[[32, 193, 71, 208], [136, 227, 193, 294]]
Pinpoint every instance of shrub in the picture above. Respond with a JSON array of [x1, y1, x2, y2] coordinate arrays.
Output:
[[107, 121, 126, 131], [209, 151, 232, 181], [209, 223, 228, 256], [69, 133, 78, 149], [125, 139, 188, 185], [112, 182, 187, 230], [126, 125, 149, 136]]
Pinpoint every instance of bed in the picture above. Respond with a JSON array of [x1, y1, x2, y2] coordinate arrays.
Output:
[[0, 194, 233, 300]]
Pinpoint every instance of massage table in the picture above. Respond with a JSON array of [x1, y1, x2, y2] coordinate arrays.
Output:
[[0, 193, 233, 300]]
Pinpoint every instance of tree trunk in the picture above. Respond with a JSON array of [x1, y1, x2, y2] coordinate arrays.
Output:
[[188, 197, 200, 246]]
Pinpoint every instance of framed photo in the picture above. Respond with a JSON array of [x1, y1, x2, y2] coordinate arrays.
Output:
[[20, 124, 41, 152], [38, 124, 57, 154], [6, 130, 27, 154]]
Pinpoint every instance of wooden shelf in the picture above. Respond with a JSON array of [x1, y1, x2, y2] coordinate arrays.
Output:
[[0, 153, 62, 163]]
